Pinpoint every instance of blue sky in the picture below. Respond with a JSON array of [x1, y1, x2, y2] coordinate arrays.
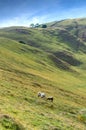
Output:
[[0, 0, 86, 27]]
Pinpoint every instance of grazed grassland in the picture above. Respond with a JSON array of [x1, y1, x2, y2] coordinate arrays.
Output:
[[0, 21, 86, 129]]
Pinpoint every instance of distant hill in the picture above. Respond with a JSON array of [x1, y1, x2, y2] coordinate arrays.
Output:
[[0, 18, 86, 130], [47, 18, 86, 42]]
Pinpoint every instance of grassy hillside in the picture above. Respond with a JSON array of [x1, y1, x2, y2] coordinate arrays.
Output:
[[0, 19, 86, 130], [47, 18, 86, 42]]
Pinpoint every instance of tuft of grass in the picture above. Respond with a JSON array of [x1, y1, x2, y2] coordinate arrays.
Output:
[[0, 114, 25, 130]]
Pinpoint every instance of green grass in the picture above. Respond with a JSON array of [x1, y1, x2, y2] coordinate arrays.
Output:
[[0, 21, 86, 129]]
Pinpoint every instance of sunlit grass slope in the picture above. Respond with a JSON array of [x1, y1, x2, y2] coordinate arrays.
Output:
[[0, 23, 86, 130], [47, 18, 86, 43]]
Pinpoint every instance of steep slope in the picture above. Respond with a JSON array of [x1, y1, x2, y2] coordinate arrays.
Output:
[[47, 18, 86, 42], [0, 26, 86, 71], [0, 23, 86, 130]]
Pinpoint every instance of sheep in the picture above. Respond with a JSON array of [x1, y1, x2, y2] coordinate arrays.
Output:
[[38, 92, 46, 98], [47, 96, 53, 102]]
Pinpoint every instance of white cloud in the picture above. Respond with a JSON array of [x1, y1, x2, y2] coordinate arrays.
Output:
[[0, 5, 86, 28], [0, 14, 30, 27], [0, 13, 49, 27]]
